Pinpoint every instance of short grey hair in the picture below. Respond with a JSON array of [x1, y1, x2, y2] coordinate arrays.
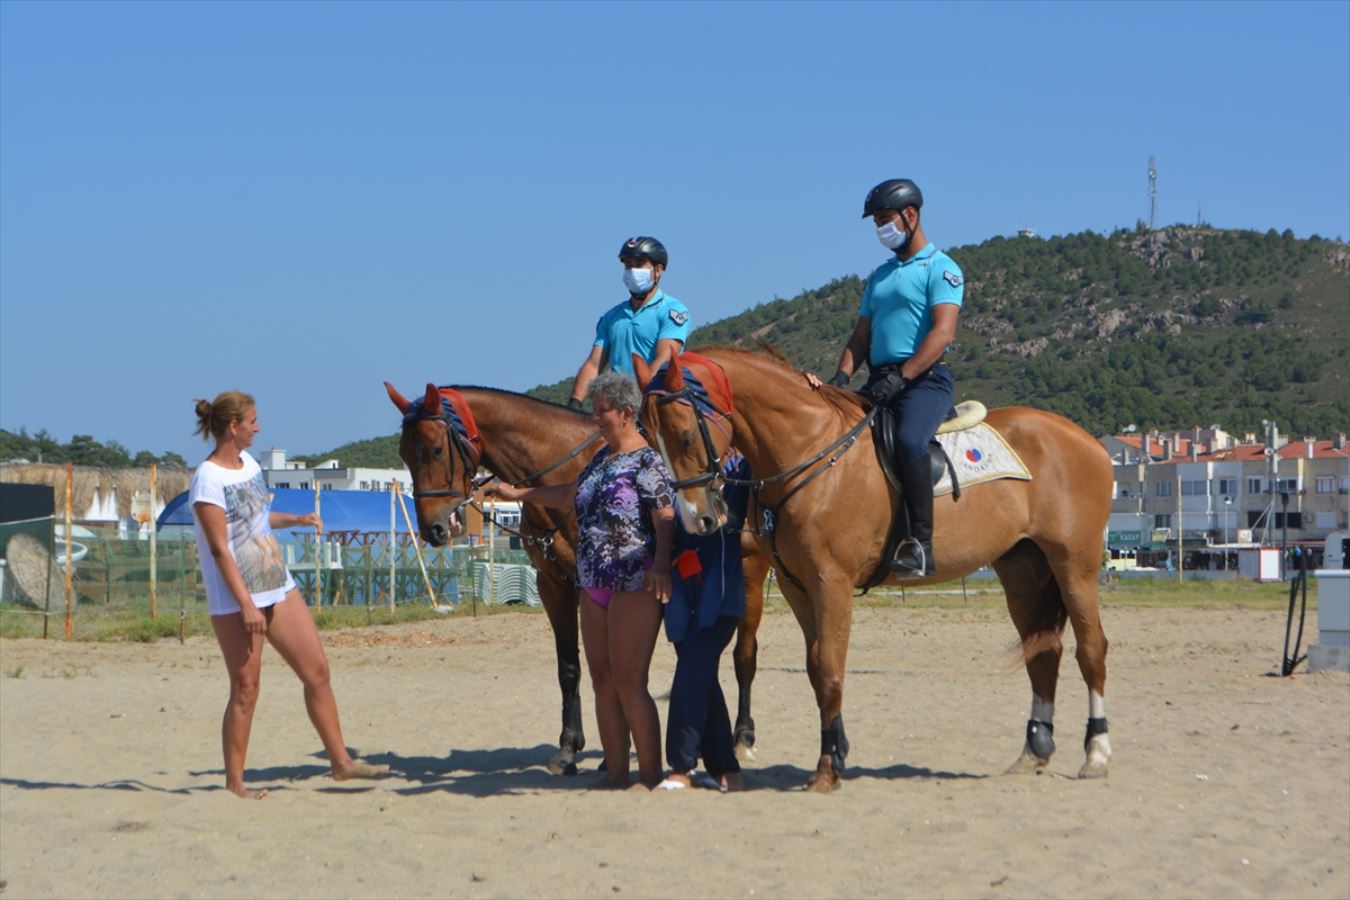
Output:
[[587, 370, 642, 415]]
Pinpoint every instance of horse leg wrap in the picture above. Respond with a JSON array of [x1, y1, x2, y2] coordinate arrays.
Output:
[[1026, 719, 1056, 760], [820, 714, 850, 774], [1084, 716, 1109, 751]]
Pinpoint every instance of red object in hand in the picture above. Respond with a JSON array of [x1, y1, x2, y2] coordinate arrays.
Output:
[[674, 548, 702, 580]]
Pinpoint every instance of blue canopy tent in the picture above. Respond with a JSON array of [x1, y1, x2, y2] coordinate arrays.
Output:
[[156, 489, 417, 540]]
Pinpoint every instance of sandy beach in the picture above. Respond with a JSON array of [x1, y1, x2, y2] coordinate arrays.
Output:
[[1, 601, 1347, 899]]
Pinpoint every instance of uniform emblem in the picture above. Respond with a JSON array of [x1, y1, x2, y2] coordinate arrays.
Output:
[[943, 270, 963, 287], [965, 448, 983, 463], [669, 309, 688, 326]]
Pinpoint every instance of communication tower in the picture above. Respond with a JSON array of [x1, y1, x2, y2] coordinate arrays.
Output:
[[1148, 155, 1158, 231]]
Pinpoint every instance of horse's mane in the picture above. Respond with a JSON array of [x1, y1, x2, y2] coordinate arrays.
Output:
[[694, 345, 868, 418], [444, 385, 587, 416]]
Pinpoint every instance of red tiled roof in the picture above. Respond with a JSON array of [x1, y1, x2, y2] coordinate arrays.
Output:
[[1116, 438, 1350, 463]]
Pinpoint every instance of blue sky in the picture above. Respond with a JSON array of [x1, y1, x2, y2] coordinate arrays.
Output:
[[2, 0, 1347, 463]]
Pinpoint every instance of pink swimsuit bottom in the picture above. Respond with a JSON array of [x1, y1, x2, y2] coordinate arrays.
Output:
[[584, 557, 654, 608]]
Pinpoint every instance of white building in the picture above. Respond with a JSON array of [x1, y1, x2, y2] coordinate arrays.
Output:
[[259, 448, 413, 493]]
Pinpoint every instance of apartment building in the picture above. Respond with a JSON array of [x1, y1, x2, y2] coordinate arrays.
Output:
[[258, 448, 412, 493], [1105, 430, 1350, 551]]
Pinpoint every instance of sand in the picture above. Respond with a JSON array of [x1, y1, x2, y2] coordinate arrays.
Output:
[[1, 603, 1347, 899]]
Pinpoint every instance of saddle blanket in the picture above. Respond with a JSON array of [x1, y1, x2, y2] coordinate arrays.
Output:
[[935, 423, 1031, 497]]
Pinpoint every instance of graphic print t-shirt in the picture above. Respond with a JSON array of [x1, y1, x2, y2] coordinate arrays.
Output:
[[190, 451, 294, 614]]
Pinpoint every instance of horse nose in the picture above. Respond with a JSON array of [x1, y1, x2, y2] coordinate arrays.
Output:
[[696, 514, 719, 536], [428, 522, 447, 546]]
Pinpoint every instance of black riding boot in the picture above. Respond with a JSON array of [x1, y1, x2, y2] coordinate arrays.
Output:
[[892, 455, 935, 578]]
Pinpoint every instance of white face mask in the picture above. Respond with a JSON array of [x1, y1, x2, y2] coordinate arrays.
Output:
[[623, 267, 654, 295], [876, 221, 908, 251]]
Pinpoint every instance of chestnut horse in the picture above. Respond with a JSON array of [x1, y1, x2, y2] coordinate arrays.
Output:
[[634, 348, 1114, 793], [385, 382, 771, 774]]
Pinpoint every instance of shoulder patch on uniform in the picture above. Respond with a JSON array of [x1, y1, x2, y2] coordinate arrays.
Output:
[[943, 270, 963, 287], [669, 309, 688, 326]]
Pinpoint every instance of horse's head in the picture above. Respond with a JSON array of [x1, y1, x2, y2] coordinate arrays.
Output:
[[385, 382, 482, 546], [635, 352, 735, 536]]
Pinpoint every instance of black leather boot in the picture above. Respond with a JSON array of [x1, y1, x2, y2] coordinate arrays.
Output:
[[892, 455, 935, 578]]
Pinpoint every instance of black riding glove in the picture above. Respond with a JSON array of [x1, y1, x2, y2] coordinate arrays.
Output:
[[827, 370, 850, 388], [566, 398, 584, 412], [863, 370, 908, 405]]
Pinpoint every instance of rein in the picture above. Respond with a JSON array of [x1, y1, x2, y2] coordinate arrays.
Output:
[[498, 430, 604, 489], [645, 359, 878, 591]]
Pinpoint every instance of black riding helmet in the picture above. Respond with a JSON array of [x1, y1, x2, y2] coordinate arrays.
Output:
[[862, 179, 923, 218], [618, 235, 669, 268]]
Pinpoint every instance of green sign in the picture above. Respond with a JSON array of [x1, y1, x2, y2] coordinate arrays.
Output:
[[1109, 530, 1142, 546]]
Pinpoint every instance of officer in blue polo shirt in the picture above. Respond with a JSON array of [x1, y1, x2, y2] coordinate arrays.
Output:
[[567, 236, 691, 409], [810, 179, 963, 577]]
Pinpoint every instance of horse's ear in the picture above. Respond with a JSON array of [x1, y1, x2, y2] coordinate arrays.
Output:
[[385, 382, 411, 413], [632, 354, 653, 392], [665, 355, 685, 391], [422, 383, 441, 415]]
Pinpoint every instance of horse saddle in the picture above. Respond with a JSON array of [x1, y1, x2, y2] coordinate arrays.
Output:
[[863, 401, 987, 590], [869, 400, 987, 499]]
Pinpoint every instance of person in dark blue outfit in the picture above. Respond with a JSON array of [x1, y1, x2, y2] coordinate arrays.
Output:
[[657, 453, 750, 792], [809, 178, 964, 577]]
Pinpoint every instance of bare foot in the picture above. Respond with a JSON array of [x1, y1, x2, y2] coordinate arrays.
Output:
[[332, 759, 389, 781], [227, 784, 268, 799], [633, 772, 664, 791], [720, 772, 745, 793], [591, 769, 630, 790]]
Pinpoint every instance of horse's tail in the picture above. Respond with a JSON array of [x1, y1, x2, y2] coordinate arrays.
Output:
[[996, 538, 1069, 664]]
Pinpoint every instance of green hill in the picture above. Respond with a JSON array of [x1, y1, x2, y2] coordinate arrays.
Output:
[[316, 226, 1350, 467]]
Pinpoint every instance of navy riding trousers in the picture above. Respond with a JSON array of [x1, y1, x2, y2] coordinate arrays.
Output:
[[862, 362, 954, 465]]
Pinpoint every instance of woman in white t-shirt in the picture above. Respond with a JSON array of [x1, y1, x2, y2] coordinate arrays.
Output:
[[191, 390, 387, 798]]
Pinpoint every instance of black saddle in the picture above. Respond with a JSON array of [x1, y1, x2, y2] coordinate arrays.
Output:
[[862, 406, 961, 590]]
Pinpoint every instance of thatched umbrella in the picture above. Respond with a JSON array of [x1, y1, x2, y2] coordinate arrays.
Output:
[[0, 463, 191, 521]]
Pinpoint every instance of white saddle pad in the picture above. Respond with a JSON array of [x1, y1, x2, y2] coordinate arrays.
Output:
[[934, 423, 1031, 497]]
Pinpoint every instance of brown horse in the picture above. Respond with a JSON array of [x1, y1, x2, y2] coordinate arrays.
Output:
[[634, 348, 1114, 793], [384, 382, 771, 773]]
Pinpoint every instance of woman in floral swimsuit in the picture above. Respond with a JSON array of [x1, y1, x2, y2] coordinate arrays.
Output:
[[486, 371, 674, 789]]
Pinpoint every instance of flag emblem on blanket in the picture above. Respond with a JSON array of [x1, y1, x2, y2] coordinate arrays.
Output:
[[966, 448, 983, 463]]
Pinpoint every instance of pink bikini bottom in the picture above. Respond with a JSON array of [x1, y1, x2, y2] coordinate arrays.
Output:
[[583, 558, 654, 609]]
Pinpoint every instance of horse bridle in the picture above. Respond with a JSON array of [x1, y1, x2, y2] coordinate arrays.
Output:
[[403, 405, 479, 513], [648, 385, 735, 492]]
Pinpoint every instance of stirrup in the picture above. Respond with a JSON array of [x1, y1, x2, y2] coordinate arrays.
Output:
[[891, 538, 933, 578]]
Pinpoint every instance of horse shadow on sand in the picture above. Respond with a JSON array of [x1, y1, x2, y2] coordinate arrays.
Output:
[[2, 751, 987, 798], [371, 747, 988, 795]]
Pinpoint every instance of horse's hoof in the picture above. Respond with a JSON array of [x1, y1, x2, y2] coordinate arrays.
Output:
[[1077, 758, 1109, 779], [805, 757, 841, 793], [546, 753, 578, 776], [1078, 733, 1111, 779], [735, 743, 757, 764], [1005, 750, 1051, 776]]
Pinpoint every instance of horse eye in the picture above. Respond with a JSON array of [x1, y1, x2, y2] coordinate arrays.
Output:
[[432, 445, 443, 457], [682, 431, 697, 452]]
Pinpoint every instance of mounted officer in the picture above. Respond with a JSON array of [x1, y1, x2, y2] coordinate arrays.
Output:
[[567, 236, 691, 410], [809, 179, 964, 577]]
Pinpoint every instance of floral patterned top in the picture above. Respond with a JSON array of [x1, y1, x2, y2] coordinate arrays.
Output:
[[575, 446, 674, 592]]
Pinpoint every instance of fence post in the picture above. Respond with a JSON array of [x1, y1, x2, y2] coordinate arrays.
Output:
[[149, 463, 158, 620], [178, 542, 187, 644], [313, 480, 322, 608], [64, 462, 74, 640], [389, 483, 397, 612]]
